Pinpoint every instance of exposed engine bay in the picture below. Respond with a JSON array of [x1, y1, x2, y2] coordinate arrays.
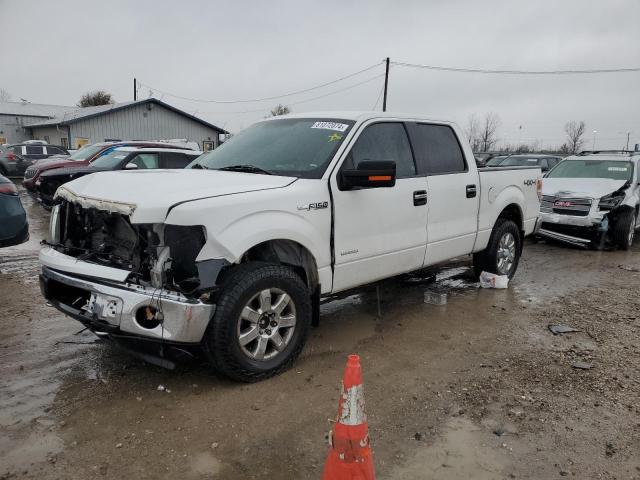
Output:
[[49, 199, 207, 294]]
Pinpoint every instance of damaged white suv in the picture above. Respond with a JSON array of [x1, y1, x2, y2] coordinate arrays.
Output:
[[538, 151, 640, 249], [40, 112, 541, 381]]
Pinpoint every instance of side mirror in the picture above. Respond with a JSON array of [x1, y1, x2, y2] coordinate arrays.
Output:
[[339, 160, 396, 190], [125, 163, 138, 170]]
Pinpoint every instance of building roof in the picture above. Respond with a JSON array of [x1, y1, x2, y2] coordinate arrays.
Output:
[[25, 98, 228, 134], [0, 101, 75, 118]]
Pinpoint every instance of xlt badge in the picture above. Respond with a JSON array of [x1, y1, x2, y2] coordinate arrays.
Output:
[[297, 201, 328, 211]]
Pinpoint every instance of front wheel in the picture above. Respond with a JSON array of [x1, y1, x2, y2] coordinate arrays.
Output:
[[203, 262, 312, 382], [612, 209, 636, 250], [473, 219, 522, 279]]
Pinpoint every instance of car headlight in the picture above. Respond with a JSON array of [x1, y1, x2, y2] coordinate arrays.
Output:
[[48, 205, 61, 244], [598, 193, 624, 211]]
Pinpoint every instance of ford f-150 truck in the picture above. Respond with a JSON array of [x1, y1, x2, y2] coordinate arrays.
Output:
[[39, 112, 541, 381]]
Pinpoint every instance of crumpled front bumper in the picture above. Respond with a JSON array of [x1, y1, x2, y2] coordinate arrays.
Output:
[[40, 264, 215, 344], [537, 211, 607, 245]]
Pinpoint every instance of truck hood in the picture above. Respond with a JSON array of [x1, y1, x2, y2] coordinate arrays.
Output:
[[542, 177, 628, 199], [57, 169, 297, 222]]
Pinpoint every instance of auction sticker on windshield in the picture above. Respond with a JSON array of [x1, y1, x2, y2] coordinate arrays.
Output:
[[311, 121, 349, 132], [608, 167, 628, 172]]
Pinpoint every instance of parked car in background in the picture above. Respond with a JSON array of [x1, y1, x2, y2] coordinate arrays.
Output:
[[495, 154, 562, 172], [0, 143, 69, 177], [485, 155, 511, 167], [538, 151, 640, 249], [37, 147, 202, 207], [0, 175, 28, 247], [39, 111, 541, 380], [24, 141, 194, 192], [474, 151, 510, 167]]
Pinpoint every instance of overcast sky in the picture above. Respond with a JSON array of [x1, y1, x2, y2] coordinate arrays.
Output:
[[1, 0, 639, 149]]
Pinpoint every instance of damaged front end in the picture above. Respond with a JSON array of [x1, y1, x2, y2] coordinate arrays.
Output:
[[40, 194, 227, 365], [538, 186, 629, 247], [46, 197, 224, 295]]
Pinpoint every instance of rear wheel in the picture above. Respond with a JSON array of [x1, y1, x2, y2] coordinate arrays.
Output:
[[203, 262, 312, 382], [612, 209, 636, 250], [473, 219, 522, 279]]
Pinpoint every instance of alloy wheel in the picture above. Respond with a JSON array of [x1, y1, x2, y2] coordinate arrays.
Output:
[[236, 288, 297, 361]]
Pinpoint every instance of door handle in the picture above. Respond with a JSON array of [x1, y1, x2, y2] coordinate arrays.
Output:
[[466, 184, 477, 198], [413, 190, 427, 206]]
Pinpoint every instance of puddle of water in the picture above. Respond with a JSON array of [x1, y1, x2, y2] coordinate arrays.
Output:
[[189, 451, 222, 477], [388, 417, 509, 479], [0, 430, 63, 472]]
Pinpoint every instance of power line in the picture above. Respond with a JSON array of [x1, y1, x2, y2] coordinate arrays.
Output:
[[391, 61, 640, 75], [138, 62, 383, 104], [187, 74, 385, 115], [372, 80, 385, 110]]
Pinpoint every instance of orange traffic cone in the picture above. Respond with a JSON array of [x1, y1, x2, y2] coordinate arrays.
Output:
[[322, 354, 375, 480]]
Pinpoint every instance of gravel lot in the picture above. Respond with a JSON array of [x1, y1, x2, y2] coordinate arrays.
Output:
[[1, 185, 639, 479]]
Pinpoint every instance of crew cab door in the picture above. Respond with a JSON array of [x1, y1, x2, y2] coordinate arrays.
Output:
[[330, 121, 428, 292], [405, 123, 480, 266]]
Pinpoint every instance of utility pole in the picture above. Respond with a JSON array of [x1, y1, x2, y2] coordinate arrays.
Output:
[[382, 57, 390, 112], [134, 78, 137, 101], [626, 132, 630, 150]]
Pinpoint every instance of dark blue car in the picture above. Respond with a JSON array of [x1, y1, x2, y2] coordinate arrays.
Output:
[[0, 175, 29, 247]]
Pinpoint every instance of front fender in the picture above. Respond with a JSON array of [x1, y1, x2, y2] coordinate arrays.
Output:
[[210, 210, 329, 265]]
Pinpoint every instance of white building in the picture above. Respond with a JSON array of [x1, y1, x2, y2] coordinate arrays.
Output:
[[0, 99, 227, 151]]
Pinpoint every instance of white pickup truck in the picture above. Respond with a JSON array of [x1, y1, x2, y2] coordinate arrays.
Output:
[[39, 112, 541, 381]]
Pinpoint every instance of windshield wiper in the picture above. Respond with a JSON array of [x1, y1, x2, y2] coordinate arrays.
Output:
[[191, 163, 209, 170], [216, 164, 273, 175]]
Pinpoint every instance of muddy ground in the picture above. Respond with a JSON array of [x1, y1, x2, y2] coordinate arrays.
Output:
[[1, 185, 639, 480]]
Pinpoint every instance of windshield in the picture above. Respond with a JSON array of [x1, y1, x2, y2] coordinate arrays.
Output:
[[90, 150, 129, 169], [547, 159, 633, 181], [68, 144, 105, 161], [190, 118, 355, 178]]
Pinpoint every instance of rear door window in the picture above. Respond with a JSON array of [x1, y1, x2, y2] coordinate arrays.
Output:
[[407, 123, 467, 175], [25, 145, 45, 155], [161, 152, 193, 169], [128, 153, 159, 169]]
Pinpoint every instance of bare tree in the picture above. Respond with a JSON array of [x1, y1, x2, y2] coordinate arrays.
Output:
[[77, 90, 114, 107], [269, 104, 291, 117], [464, 114, 482, 152], [564, 120, 586, 154], [0, 88, 11, 102], [479, 113, 500, 152]]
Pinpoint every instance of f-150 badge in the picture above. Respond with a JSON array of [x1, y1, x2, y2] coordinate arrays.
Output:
[[297, 201, 329, 211]]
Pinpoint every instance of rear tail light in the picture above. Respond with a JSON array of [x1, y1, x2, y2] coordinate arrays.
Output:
[[0, 183, 18, 195], [7, 152, 15, 162]]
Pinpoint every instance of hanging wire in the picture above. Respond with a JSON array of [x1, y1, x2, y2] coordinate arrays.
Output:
[[137, 61, 384, 104], [372, 77, 385, 110], [391, 61, 640, 75], [192, 73, 385, 115]]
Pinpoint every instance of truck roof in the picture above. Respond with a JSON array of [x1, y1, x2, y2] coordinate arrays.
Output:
[[566, 152, 640, 162], [266, 111, 456, 125]]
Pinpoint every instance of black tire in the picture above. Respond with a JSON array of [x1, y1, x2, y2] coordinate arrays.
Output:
[[203, 262, 312, 382], [612, 209, 636, 250], [0, 165, 7, 177], [473, 218, 522, 279]]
